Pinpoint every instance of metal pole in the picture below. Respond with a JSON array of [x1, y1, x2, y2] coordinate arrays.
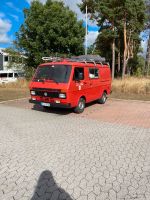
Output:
[[85, 5, 88, 55]]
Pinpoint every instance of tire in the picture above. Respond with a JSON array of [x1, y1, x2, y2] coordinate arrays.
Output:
[[74, 98, 85, 114], [97, 92, 107, 104]]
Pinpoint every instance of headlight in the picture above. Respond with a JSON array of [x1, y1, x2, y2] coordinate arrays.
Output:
[[59, 93, 66, 99], [31, 90, 36, 95]]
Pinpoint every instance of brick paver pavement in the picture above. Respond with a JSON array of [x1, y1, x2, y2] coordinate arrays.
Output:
[[0, 101, 150, 200], [1, 98, 150, 128]]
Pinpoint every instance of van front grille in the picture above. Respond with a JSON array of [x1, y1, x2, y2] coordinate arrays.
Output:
[[32, 88, 60, 98]]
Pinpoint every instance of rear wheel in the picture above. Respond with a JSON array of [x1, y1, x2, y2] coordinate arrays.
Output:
[[74, 98, 85, 114], [97, 92, 107, 104]]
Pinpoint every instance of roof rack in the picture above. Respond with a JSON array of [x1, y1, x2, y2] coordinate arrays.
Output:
[[42, 57, 62, 62], [41, 55, 110, 67], [70, 55, 107, 66]]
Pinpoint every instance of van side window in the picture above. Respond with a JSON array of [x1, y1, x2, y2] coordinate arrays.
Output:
[[73, 67, 84, 80], [89, 68, 99, 79]]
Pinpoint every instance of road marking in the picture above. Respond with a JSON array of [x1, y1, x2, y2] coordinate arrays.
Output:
[[0, 97, 30, 104]]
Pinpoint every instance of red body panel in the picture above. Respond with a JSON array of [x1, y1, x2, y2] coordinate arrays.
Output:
[[29, 61, 112, 108]]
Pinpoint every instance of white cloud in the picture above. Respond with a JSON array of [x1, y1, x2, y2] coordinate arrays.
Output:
[[9, 14, 19, 22], [86, 31, 99, 47], [0, 18, 12, 34], [0, 34, 11, 44], [6, 2, 22, 13], [0, 18, 12, 44]]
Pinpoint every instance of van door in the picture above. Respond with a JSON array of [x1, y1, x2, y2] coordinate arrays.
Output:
[[70, 67, 90, 106], [88, 67, 100, 100]]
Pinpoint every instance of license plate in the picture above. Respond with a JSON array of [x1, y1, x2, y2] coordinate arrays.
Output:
[[41, 102, 50, 107]]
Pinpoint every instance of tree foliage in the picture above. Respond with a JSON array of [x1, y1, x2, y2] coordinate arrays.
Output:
[[15, 0, 85, 67]]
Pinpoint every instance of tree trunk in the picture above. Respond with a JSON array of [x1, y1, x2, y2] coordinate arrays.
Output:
[[122, 17, 127, 78], [145, 33, 150, 76], [118, 39, 121, 74], [112, 26, 115, 80]]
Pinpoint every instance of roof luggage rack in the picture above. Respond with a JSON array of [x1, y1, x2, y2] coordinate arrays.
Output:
[[41, 55, 110, 67], [70, 55, 108, 66], [42, 57, 62, 62]]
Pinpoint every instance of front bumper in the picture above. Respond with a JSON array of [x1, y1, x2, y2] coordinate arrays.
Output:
[[29, 99, 71, 108]]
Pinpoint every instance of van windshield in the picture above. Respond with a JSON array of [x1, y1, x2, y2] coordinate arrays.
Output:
[[34, 65, 72, 83]]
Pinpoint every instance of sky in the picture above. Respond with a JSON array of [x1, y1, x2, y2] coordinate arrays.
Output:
[[0, 0, 147, 54]]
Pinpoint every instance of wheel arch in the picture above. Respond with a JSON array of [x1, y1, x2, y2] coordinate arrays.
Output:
[[80, 95, 86, 102]]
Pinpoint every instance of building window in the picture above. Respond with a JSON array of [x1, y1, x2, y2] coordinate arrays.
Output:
[[14, 73, 19, 78], [8, 73, 13, 77], [89, 68, 99, 79], [0, 73, 7, 78], [4, 56, 8, 62]]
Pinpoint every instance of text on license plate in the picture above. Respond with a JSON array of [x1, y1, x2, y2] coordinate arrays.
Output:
[[41, 102, 50, 107]]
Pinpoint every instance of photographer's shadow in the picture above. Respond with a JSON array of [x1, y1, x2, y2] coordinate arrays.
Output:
[[31, 170, 73, 200]]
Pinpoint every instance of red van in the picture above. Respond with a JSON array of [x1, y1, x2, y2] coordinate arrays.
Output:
[[29, 56, 111, 113]]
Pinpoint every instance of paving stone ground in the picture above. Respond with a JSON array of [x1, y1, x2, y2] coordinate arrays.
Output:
[[0, 99, 150, 200]]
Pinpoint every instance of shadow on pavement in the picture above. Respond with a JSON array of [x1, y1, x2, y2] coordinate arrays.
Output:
[[32, 101, 99, 115], [31, 170, 73, 200], [32, 104, 72, 115]]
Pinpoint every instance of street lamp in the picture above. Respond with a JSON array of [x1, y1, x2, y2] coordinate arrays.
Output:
[[85, 4, 88, 55]]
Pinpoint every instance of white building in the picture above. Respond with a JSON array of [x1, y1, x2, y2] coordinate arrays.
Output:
[[0, 49, 26, 71]]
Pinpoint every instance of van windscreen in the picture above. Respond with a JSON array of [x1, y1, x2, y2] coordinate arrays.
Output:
[[34, 65, 72, 83]]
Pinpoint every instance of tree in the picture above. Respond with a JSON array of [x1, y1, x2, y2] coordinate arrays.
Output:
[[15, 0, 85, 67], [115, 0, 146, 77], [80, 0, 146, 78], [80, 0, 118, 79], [144, 0, 150, 76]]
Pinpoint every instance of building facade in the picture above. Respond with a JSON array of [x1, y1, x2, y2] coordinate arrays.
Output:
[[0, 49, 26, 71]]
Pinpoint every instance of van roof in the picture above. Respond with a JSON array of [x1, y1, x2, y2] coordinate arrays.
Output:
[[40, 60, 109, 68]]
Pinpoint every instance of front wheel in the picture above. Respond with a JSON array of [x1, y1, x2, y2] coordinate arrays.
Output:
[[74, 98, 85, 114], [97, 92, 107, 104]]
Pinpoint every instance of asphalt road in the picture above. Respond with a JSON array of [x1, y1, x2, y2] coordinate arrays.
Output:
[[0, 100, 150, 200]]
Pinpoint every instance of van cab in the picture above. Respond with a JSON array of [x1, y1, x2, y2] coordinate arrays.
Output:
[[29, 56, 112, 113]]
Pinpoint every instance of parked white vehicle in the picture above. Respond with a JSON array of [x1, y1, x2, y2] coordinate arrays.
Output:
[[0, 70, 24, 84]]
